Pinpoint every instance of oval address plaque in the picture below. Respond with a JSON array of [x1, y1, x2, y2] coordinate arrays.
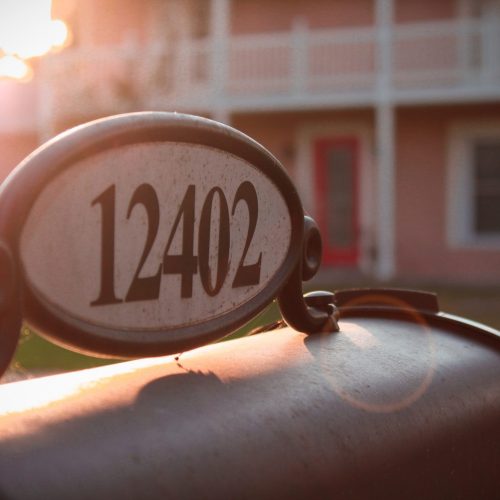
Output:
[[0, 112, 324, 358]]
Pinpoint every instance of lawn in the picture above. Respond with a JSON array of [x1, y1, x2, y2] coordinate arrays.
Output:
[[4, 284, 499, 382], [5, 302, 282, 381]]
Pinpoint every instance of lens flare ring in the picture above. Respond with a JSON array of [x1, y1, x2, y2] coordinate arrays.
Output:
[[317, 293, 437, 414]]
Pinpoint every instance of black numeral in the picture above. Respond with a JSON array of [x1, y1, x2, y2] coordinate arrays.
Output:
[[199, 187, 230, 296], [91, 185, 123, 306], [163, 185, 198, 298], [232, 181, 262, 287], [125, 184, 162, 302]]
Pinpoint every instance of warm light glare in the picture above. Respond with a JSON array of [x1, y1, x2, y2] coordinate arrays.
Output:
[[343, 324, 379, 349], [0, 357, 173, 416], [0, 0, 70, 80], [50, 19, 69, 48], [0, 55, 32, 81]]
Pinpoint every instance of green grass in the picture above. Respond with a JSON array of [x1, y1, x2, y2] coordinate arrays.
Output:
[[10, 326, 120, 374], [6, 284, 499, 380], [7, 302, 282, 378], [429, 285, 500, 330]]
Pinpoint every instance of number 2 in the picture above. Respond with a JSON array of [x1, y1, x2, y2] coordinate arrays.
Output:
[[125, 184, 162, 302], [232, 181, 262, 287]]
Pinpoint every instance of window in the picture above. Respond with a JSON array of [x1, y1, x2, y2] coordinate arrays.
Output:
[[473, 141, 500, 235], [448, 124, 500, 248]]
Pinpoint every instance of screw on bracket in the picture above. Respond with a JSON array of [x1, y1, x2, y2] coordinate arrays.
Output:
[[304, 291, 340, 321]]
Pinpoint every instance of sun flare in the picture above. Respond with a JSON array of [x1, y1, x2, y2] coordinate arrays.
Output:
[[0, 0, 70, 80], [0, 55, 32, 81]]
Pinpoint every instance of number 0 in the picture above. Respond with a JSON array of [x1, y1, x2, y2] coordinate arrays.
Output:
[[199, 187, 230, 296]]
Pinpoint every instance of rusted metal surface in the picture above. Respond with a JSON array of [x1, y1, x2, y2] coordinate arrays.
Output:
[[0, 298, 499, 499]]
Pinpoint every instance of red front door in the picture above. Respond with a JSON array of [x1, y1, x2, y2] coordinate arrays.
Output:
[[315, 137, 359, 266]]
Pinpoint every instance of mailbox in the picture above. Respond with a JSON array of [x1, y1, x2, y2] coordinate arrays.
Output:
[[0, 114, 499, 498], [0, 288, 499, 498]]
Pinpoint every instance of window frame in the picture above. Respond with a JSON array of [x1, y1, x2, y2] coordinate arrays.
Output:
[[447, 122, 500, 249]]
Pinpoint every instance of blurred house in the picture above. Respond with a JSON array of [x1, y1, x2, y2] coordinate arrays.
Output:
[[1, 0, 499, 284]]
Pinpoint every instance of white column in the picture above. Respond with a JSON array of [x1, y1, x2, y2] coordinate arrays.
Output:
[[457, 0, 474, 84], [211, 0, 230, 123], [375, 0, 396, 280], [376, 0, 393, 100], [375, 104, 395, 280], [291, 18, 307, 95]]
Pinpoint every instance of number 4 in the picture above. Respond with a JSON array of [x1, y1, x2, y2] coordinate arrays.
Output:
[[163, 185, 198, 298]]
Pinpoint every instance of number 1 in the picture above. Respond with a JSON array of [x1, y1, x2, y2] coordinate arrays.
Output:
[[91, 185, 122, 306]]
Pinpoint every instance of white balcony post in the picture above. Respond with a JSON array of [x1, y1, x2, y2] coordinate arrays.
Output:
[[457, 0, 474, 84], [291, 18, 307, 95], [376, 0, 393, 100], [211, 0, 230, 123], [482, 0, 500, 82], [375, 0, 395, 280]]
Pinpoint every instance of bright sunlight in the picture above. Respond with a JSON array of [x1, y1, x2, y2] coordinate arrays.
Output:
[[0, 0, 70, 81]]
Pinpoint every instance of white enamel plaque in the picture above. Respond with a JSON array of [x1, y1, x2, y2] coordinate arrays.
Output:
[[20, 143, 291, 331]]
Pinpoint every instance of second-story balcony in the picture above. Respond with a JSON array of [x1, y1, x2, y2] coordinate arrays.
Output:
[[39, 17, 500, 129]]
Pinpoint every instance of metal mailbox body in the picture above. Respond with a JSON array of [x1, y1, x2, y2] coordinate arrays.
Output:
[[0, 290, 499, 499]]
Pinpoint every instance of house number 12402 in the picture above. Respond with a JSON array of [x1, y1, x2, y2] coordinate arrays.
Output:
[[90, 181, 263, 306]]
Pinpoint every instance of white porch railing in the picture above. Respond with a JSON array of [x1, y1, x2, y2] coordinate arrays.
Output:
[[39, 17, 499, 129], [392, 19, 481, 87], [227, 25, 377, 95]]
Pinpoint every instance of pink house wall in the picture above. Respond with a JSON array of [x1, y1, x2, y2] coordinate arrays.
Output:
[[73, 0, 151, 45], [232, 0, 457, 35], [0, 134, 38, 183], [395, 0, 456, 23], [231, 0, 374, 34], [396, 105, 500, 284], [235, 105, 500, 285], [3, 104, 497, 285], [53, 0, 462, 47], [12, 0, 496, 287], [233, 109, 373, 174], [0, 80, 39, 183], [0, 81, 38, 133]]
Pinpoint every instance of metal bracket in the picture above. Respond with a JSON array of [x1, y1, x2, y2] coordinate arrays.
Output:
[[278, 216, 339, 334]]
